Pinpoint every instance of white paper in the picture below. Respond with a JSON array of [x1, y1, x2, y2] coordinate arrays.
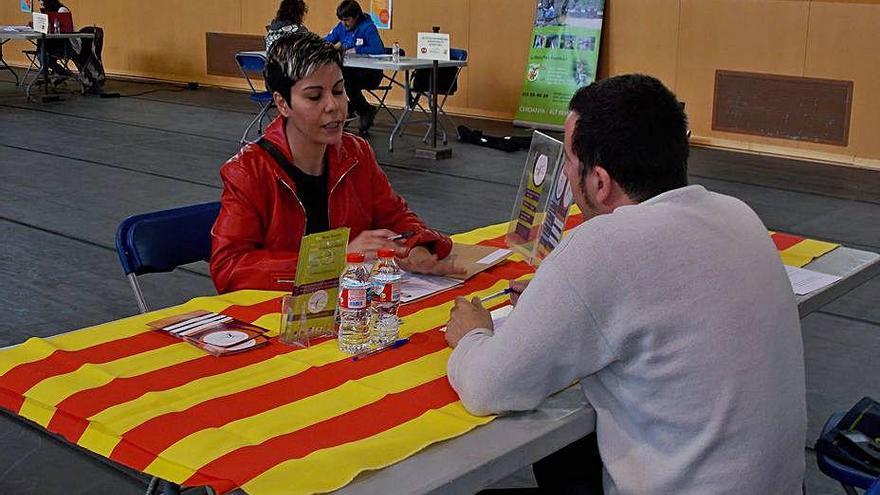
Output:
[[400, 273, 462, 303], [440, 304, 512, 333], [476, 248, 512, 265], [784, 265, 842, 295], [32, 12, 48, 34], [417, 32, 450, 61]]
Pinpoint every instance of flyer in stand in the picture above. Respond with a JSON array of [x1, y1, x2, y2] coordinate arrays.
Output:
[[506, 131, 564, 263], [281, 227, 350, 347]]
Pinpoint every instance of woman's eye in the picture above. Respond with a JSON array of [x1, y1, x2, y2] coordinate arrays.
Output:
[[306, 95, 321, 101], [332, 90, 344, 96]]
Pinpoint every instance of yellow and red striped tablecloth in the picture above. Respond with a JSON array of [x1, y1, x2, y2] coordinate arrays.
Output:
[[0, 217, 838, 494]]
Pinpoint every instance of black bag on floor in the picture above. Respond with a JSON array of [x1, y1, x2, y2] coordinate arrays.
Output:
[[816, 397, 880, 476], [457, 125, 533, 153]]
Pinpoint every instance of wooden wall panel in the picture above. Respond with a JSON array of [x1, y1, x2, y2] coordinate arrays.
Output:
[[467, 0, 534, 118], [677, 0, 811, 147], [799, 0, 880, 162], [2, 1, 880, 166], [600, 0, 679, 89]]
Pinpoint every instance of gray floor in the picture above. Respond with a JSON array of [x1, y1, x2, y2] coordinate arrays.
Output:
[[0, 73, 878, 495]]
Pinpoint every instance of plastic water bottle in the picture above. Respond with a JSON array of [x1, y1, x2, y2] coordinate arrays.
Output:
[[370, 248, 402, 345], [53, 19, 60, 34], [337, 252, 371, 354], [392, 41, 401, 63]]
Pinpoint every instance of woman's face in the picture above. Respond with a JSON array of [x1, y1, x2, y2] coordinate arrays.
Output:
[[281, 63, 347, 146]]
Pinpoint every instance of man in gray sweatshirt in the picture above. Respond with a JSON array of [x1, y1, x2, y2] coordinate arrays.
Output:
[[445, 75, 806, 495]]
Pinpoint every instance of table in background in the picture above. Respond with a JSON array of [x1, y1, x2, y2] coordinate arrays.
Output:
[[238, 51, 468, 152], [0, 29, 95, 101]]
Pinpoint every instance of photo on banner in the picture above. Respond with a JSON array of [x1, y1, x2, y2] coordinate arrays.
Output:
[[20, 0, 32, 13], [370, 0, 392, 29], [514, 0, 606, 129]]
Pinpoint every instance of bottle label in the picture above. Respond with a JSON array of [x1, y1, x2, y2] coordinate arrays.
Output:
[[340, 288, 367, 309], [375, 282, 400, 303]]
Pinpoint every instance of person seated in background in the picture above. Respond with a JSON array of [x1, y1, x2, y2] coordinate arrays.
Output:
[[36, 0, 72, 80], [325, 0, 384, 134], [445, 75, 807, 494], [265, 0, 309, 51], [211, 33, 461, 294]]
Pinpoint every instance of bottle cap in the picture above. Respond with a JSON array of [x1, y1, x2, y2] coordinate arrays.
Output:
[[377, 248, 396, 258], [347, 252, 366, 263]]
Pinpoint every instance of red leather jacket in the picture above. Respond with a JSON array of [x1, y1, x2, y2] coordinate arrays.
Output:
[[210, 117, 452, 293]]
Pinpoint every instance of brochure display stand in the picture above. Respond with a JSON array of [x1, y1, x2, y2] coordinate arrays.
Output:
[[506, 131, 573, 265], [280, 228, 350, 347]]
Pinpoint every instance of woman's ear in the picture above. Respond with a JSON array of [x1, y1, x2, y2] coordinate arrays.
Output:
[[273, 92, 291, 117]]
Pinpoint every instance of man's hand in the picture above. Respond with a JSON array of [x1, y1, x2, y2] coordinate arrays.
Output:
[[347, 229, 405, 259], [446, 297, 493, 348], [397, 246, 466, 276], [509, 279, 530, 306]]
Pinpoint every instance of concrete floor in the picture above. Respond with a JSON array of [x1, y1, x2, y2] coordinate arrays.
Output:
[[0, 73, 878, 494]]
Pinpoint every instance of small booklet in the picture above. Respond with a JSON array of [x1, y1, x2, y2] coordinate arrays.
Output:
[[147, 310, 269, 356]]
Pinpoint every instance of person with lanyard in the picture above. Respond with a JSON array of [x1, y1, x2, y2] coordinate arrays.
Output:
[[324, 0, 385, 134], [265, 0, 309, 51], [210, 32, 461, 294]]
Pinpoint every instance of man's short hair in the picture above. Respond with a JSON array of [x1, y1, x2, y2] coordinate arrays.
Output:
[[336, 0, 364, 20], [568, 74, 689, 202], [264, 32, 344, 105]]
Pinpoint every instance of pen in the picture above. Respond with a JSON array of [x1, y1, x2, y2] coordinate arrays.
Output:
[[352, 337, 410, 361], [388, 231, 415, 242], [479, 287, 521, 303]]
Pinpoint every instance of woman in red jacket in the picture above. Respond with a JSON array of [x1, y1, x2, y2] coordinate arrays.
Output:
[[211, 32, 459, 293]]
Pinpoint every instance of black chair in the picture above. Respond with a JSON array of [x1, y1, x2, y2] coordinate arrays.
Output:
[[365, 46, 407, 122], [409, 48, 467, 145]]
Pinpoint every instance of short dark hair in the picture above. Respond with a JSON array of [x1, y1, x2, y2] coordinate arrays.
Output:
[[265, 32, 343, 105], [274, 0, 308, 25], [568, 74, 689, 202], [336, 0, 364, 20], [40, 0, 65, 12]]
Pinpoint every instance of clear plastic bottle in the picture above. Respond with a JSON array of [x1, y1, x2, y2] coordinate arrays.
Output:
[[370, 248, 402, 345], [392, 41, 401, 63], [337, 252, 371, 354], [53, 19, 60, 34]]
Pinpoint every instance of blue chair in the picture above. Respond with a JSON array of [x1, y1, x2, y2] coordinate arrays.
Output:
[[410, 48, 468, 145], [816, 412, 879, 495], [115, 202, 220, 314], [235, 51, 274, 145]]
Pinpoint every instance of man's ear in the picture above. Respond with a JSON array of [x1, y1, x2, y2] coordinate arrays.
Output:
[[592, 164, 613, 205], [273, 92, 291, 117]]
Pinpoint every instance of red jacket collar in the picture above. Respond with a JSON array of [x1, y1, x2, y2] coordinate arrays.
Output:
[[261, 116, 358, 187]]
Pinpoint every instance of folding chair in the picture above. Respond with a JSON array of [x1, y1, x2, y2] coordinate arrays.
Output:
[[115, 202, 221, 495], [816, 412, 879, 495], [365, 46, 407, 122], [235, 52, 275, 146], [409, 48, 467, 145]]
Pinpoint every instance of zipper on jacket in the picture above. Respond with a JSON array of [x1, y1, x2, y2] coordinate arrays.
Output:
[[277, 177, 308, 286], [327, 160, 358, 225]]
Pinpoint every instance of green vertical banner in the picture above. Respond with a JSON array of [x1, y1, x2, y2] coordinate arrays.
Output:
[[514, 0, 606, 129]]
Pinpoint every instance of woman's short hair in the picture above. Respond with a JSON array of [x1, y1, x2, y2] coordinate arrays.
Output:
[[264, 31, 344, 105], [336, 0, 364, 20], [274, 0, 308, 25]]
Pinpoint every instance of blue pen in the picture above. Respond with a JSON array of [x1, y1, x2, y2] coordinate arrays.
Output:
[[479, 287, 520, 303], [352, 337, 410, 361]]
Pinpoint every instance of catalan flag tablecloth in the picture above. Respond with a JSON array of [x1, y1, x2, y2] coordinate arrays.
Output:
[[0, 217, 838, 495]]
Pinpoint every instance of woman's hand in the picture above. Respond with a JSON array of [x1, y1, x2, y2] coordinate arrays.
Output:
[[445, 297, 493, 348], [347, 229, 406, 259], [397, 246, 466, 276]]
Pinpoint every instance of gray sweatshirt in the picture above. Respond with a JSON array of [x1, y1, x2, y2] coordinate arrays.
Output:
[[448, 185, 806, 495]]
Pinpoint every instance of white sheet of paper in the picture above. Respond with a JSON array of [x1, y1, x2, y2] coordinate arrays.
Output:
[[400, 273, 462, 303], [441, 305, 512, 333], [784, 265, 842, 295], [476, 248, 512, 265]]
